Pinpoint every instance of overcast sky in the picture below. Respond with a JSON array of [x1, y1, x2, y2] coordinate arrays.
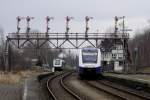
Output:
[[0, 0, 150, 37]]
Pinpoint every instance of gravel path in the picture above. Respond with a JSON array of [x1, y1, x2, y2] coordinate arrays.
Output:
[[0, 84, 22, 100], [86, 80, 146, 100], [65, 73, 122, 100]]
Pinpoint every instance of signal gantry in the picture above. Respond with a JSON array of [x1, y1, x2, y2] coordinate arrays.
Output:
[[4, 16, 130, 72]]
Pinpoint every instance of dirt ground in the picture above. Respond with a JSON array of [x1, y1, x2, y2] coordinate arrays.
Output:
[[0, 66, 50, 100], [0, 66, 50, 84], [137, 67, 150, 73]]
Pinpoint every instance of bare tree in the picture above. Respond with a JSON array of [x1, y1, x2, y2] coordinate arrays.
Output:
[[0, 27, 5, 70], [129, 25, 150, 70]]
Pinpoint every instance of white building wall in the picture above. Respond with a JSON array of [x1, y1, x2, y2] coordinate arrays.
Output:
[[114, 62, 123, 72], [101, 52, 112, 61], [112, 44, 124, 72], [101, 43, 124, 72]]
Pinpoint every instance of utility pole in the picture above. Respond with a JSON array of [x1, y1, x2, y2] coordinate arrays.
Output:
[[45, 16, 53, 67], [46, 16, 54, 35], [122, 16, 126, 73], [114, 16, 128, 73], [114, 16, 127, 33], [114, 16, 119, 35], [117, 16, 132, 73], [26, 16, 34, 37], [134, 47, 138, 73], [16, 16, 25, 48], [16, 16, 25, 33], [85, 16, 93, 39], [65, 16, 73, 39]]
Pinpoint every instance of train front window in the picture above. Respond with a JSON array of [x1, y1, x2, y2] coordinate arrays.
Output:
[[55, 60, 60, 65], [82, 50, 98, 63]]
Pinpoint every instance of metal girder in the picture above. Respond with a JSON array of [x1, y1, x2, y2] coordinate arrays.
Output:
[[4, 32, 129, 72], [7, 32, 129, 49]]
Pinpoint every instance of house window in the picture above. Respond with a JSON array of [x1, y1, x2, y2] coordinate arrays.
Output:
[[119, 61, 123, 66], [119, 53, 124, 59], [112, 54, 116, 58]]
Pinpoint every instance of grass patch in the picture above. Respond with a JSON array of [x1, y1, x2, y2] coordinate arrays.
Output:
[[0, 72, 22, 84], [0, 67, 50, 84]]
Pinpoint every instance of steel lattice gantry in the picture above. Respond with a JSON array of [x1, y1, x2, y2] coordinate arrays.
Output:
[[6, 33, 129, 48], [4, 32, 129, 71]]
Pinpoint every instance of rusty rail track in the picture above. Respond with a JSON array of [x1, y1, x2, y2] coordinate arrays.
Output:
[[98, 80, 150, 99], [85, 79, 150, 100], [47, 71, 82, 100]]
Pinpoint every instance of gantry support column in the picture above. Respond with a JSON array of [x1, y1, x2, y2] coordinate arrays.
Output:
[[4, 39, 11, 72]]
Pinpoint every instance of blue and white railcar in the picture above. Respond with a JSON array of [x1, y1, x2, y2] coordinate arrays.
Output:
[[53, 59, 65, 71], [78, 47, 102, 77]]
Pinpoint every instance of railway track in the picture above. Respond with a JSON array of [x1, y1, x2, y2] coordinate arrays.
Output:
[[85, 79, 150, 100], [98, 80, 150, 99], [47, 71, 82, 100]]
